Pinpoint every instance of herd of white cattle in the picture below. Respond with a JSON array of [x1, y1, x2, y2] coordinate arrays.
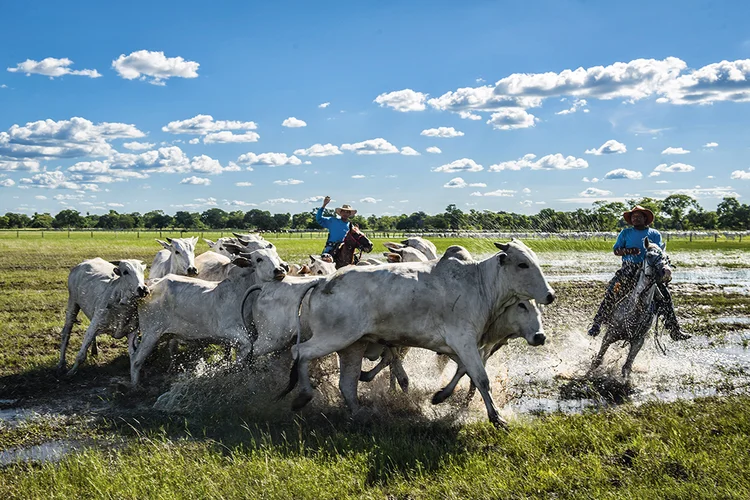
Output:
[[56, 233, 556, 429]]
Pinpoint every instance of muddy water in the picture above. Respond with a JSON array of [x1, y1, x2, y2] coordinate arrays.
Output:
[[0, 440, 82, 466]]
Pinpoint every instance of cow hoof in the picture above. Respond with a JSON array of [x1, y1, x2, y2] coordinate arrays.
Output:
[[291, 392, 313, 411], [66, 365, 80, 378], [359, 369, 376, 382], [490, 415, 510, 432], [397, 376, 409, 393], [55, 364, 67, 376], [432, 389, 450, 405]]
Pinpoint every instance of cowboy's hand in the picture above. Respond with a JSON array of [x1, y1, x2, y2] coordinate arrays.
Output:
[[626, 247, 641, 255], [322, 196, 331, 207]]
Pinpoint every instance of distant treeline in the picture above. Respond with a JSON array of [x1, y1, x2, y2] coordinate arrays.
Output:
[[3, 195, 750, 232]]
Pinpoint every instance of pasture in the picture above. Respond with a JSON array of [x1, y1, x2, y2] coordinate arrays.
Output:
[[1, 231, 750, 498]]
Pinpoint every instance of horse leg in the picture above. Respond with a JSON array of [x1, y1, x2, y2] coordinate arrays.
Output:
[[622, 334, 646, 379], [589, 334, 616, 376]]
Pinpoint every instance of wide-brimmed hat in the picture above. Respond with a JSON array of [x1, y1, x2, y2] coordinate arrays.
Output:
[[335, 204, 357, 216], [623, 205, 654, 226]]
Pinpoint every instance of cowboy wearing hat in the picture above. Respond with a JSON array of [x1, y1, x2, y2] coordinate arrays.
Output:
[[588, 205, 689, 341], [316, 196, 357, 256]]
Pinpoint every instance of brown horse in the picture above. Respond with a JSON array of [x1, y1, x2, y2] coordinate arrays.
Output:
[[330, 226, 374, 269]]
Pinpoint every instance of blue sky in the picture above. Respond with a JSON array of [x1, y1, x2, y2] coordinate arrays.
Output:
[[1, 0, 750, 217]]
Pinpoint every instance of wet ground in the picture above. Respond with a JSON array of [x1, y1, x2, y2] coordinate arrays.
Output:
[[1, 249, 748, 464]]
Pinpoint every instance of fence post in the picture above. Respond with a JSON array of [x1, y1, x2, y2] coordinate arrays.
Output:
[[16, 230, 19, 238], [41, 231, 44, 238], [715, 234, 718, 242], [159, 230, 162, 238], [91, 231, 93, 238], [689, 233, 693, 242], [68, 229, 70, 238]]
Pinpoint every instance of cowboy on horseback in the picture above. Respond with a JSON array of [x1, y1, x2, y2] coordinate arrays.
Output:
[[316, 196, 356, 257], [588, 205, 689, 341]]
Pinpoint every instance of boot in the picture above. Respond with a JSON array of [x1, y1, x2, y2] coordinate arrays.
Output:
[[665, 318, 690, 341]]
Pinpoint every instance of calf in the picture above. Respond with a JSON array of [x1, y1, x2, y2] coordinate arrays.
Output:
[[58, 258, 149, 376], [150, 236, 199, 279], [129, 247, 287, 386]]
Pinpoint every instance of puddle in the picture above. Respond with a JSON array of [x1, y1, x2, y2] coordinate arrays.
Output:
[[0, 440, 81, 466], [714, 316, 750, 325], [0, 408, 36, 428]]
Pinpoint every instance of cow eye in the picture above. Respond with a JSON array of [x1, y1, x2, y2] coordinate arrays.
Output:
[[518, 263, 529, 269], [123, 270, 129, 275], [317, 270, 323, 275], [518, 303, 528, 311], [175, 251, 181, 255], [256, 258, 263, 263]]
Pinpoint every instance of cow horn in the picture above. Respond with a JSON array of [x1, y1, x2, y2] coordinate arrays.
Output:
[[232, 232, 245, 240], [233, 257, 252, 268], [237, 236, 251, 245], [109, 260, 121, 267], [494, 242, 511, 251], [166, 237, 173, 244], [223, 243, 244, 255]]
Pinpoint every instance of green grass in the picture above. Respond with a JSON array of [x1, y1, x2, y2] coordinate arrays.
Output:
[[1, 234, 750, 497]]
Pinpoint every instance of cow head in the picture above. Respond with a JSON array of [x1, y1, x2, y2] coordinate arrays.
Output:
[[203, 237, 238, 259], [308, 254, 336, 275], [505, 299, 546, 347], [236, 247, 287, 282], [238, 237, 277, 253], [158, 236, 199, 276], [110, 259, 149, 301], [494, 239, 555, 305]]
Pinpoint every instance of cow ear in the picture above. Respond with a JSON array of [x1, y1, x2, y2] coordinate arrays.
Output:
[[232, 232, 244, 240], [494, 242, 510, 252], [109, 260, 121, 267], [300, 265, 311, 274], [237, 236, 251, 246], [233, 257, 252, 268], [644, 236, 650, 247], [497, 252, 508, 265], [223, 243, 243, 255], [166, 237, 173, 244], [265, 242, 274, 249], [156, 239, 170, 249], [309, 255, 317, 263], [113, 267, 122, 276], [203, 238, 215, 246]]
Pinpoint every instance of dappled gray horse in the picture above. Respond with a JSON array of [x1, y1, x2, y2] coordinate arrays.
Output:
[[589, 237, 673, 379]]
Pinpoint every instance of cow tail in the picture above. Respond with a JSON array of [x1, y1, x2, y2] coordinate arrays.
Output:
[[277, 357, 300, 401], [240, 285, 263, 334], [295, 281, 320, 347]]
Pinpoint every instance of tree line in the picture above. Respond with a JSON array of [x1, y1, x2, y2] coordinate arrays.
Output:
[[2, 195, 749, 232]]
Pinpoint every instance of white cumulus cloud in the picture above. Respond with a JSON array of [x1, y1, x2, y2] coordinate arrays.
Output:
[[282, 117, 307, 128], [203, 131, 260, 143], [341, 138, 399, 155], [703, 142, 718, 148], [486, 109, 537, 130], [7, 57, 101, 78], [432, 158, 483, 173], [731, 170, 750, 180], [180, 176, 211, 185], [293, 143, 342, 157], [235, 181, 253, 187], [273, 178, 303, 185], [488, 153, 588, 171], [444, 177, 467, 188], [661, 147, 690, 155], [604, 168, 643, 180], [580, 187, 612, 197], [374, 89, 428, 112], [112, 50, 199, 85], [654, 163, 695, 173], [237, 152, 302, 167], [162, 114, 257, 135], [123, 141, 155, 151], [426, 146, 442, 154], [585, 140, 627, 155], [360, 197, 380, 203], [400, 147, 420, 156], [420, 127, 464, 138], [0, 179, 15, 187]]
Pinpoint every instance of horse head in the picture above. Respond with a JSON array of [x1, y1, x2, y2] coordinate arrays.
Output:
[[643, 236, 671, 283], [344, 225, 374, 253]]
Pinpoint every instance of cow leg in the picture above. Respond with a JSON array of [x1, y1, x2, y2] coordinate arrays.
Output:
[[449, 339, 507, 430], [388, 347, 409, 392], [90, 339, 98, 358], [57, 299, 80, 373], [359, 347, 391, 382], [290, 337, 352, 411], [432, 364, 467, 404], [588, 334, 616, 376], [130, 328, 162, 386], [67, 314, 103, 377], [622, 335, 646, 379], [337, 341, 368, 413]]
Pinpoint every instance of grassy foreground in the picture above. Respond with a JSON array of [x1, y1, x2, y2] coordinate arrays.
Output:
[[1, 397, 749, 499], [1, 233, 749, 498]]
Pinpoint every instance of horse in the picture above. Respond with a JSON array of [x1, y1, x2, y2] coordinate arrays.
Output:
[[589, 237, 673, 379], [330, 225, 374, 269]]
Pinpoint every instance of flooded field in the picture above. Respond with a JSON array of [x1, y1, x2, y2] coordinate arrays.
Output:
[[1, 248, 749, 466]]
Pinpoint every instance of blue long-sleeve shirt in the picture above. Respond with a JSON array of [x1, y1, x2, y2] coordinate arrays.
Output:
[[613, 227, 665, 264], [316, 206, 351, 243]]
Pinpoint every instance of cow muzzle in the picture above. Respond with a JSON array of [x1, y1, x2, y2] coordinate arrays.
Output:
[[273, 268, 287, 281], [137, 285, 150, 297], [526, 333, 546, 346], [543, 291, 555, 305], [187, 266, 198, 277]]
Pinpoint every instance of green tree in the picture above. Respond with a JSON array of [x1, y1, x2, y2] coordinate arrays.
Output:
[[201, 208, 228, 229], [30, 212, 54, 228], [660, 194, 700, 229], [0, 215, 9, 229], [292, 212, 314, 229], [226, 210, 246, 229], [273, 213, 292, 230], [174, 211, 203, 229], [53, 209, 84, 228]]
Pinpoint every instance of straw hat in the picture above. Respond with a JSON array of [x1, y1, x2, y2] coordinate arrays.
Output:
[[623, 205, 654, 226], [335, 204, 357, 216]]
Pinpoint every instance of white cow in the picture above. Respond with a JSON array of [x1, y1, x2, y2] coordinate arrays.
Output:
[[129, 247, 287, 386], [150, 237, 199, 279], [401, 237, 438, 260], [280, 239, 555, 429], [382, 242, 429, 263], [307, 254, 336, 275], [194, 242, 279, 282], [359, 298, 546, 400], [58, 258, 149, 376], [203, 237, 239, 259]]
